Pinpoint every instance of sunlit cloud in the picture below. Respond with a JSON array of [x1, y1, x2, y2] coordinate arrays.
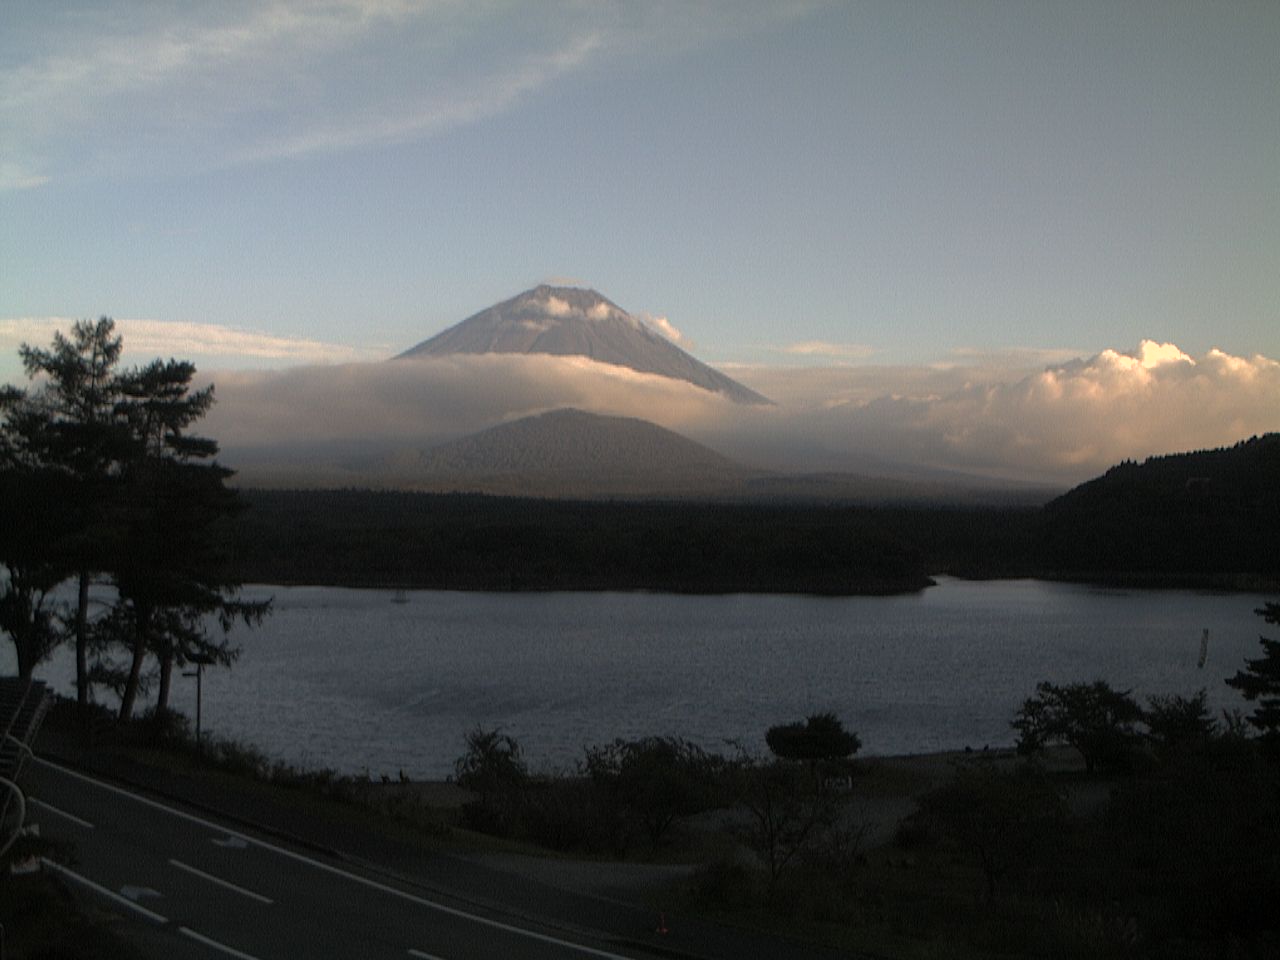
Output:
[[0, 317, 382, 371], [636, 312, 687, 345], [775, 340, 877, 361], [0, 162, 49, 191], [940, 345, 1088, 369], [722, 342, 1280, 482], [543, 296, 573, 318]]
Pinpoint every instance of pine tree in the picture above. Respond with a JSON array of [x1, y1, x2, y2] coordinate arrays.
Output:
[[108, 357, 268, 721], [17, 318, 130, 704], [1226, 603, 1280, 740]]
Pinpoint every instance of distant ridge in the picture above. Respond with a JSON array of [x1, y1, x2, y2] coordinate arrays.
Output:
[[397, 285, 770, 405], [397, 407, 752, 497]]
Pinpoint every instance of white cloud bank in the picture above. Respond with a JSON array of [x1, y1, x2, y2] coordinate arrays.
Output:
[[204, 353, 731, 449], [199, 339, 1280, 486]]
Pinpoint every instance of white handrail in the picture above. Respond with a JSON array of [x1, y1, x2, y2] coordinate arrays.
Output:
[[0, 776, 26, 858]]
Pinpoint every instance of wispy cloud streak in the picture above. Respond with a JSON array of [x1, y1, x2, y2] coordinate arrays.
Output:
[[0, 1, 810, 187], [775, 340, 877, 361], [0, 317, 381, 368]]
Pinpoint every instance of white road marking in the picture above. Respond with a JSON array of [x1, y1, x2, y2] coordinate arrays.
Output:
[[179, 926, 265, 960], [30, 798, 95, 828], [408, 950, 448, 959], [37, 759, 637, 960], [169, 858, 274, 904], [120, 884, 162, 901], [40, 859, 169, 924], [211, 834, 248, 849]]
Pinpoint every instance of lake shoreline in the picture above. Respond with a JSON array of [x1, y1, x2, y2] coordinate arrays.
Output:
[[244, 568, 1279, 595], [23, 578, 1269, 781]]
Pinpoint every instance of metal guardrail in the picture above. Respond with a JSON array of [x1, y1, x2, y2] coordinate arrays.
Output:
[[1, 677, 53, 858]]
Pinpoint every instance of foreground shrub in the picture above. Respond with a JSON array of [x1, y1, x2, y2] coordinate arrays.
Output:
[[914, 758, 1066, 901], [583, 735, 723, 852], [765, 712, 861, 766], [684, 859, 762, 913], [1106, 736, 1280, 944], [454, 726, 528, 836], [520, 777, 616, 853], [1012, 680, 1143, 773], [730, 750, 859, 898], [1144, 689, 1217, 758]]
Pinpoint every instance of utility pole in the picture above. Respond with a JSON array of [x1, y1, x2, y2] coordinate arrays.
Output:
[[182, 653, 217, 751]]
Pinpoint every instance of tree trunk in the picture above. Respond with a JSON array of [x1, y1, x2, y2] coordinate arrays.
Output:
[[15, 629, 35, 682], [118, 612, 149, 722], [75, 569, 90, 709], [13, 595, 37, 681], [156, 653, 173, 715]]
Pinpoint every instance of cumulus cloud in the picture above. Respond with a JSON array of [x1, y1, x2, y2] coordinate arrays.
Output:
[[720, 341, 1280, 482], [195, 339, 1278, 487], [636, 312, 687, 345]]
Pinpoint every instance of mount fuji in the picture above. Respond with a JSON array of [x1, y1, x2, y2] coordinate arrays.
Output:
[[397, 285, 769, 405]]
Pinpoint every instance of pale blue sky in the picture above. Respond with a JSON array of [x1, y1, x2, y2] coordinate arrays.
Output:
[[2, 0, 1278, 383]]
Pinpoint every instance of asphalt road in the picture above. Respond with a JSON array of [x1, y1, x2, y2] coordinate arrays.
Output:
[[30, 759, 651, 960]]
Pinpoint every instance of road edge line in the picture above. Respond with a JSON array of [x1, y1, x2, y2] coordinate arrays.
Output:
[[40, 858, 169, 924]]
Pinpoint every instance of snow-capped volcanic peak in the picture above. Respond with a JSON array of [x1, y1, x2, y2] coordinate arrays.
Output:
[[397, 285, 769, 405]]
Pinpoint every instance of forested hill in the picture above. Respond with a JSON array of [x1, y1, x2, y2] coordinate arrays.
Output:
[[225, 437, 1280, 594], [1039, 433, 1280, 583], [229, 492, 940, 595]]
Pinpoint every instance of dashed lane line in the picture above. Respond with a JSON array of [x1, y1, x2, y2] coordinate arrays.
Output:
[[41, 856, 269, 960], [30, 797, 95, 828], [169, 858, 275, 905], [179, 926, 266, 960]]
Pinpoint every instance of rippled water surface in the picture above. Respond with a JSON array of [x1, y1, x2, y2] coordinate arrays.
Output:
[[19, 578, 1273, 778]]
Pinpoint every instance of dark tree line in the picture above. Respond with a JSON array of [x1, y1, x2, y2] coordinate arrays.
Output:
[[0, 319, 267, 720], [222, 432, 1280, 594]]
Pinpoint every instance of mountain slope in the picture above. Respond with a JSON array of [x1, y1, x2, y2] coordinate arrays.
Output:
[[395, 407, 753, 496], [397, 285, 770, 405]]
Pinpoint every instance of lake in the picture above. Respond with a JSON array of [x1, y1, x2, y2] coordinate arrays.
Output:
[[14, 577, 1274, 779]]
